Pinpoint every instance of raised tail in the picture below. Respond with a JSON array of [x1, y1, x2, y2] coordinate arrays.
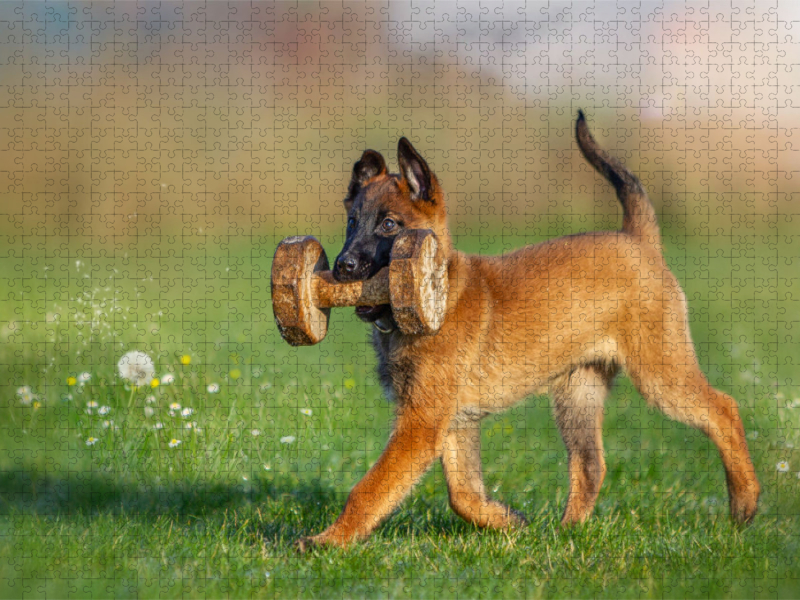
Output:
[[575, 110, 661, 250]]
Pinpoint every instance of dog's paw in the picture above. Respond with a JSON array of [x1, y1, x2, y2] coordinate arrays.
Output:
[[295, 535, 325, 553], [295, 532, 354, 553]]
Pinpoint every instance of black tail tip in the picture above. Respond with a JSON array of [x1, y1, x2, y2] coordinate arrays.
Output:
[[577, 109, 586, 122]]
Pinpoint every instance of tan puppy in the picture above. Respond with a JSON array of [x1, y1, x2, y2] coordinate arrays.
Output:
[[297, 111, 760, 550]]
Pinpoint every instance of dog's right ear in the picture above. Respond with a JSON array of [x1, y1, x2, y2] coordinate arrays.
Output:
[[345, 150, 386, 210], [397, 137, 434, 202]]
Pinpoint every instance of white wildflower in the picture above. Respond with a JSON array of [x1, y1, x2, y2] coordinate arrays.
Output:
[[280, 435, 296, 444]]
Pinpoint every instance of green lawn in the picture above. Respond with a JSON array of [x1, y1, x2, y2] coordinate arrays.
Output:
[[1, 230, 798, 599]]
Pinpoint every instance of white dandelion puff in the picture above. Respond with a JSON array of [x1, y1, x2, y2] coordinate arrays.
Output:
[[117, 350, 155, 386]]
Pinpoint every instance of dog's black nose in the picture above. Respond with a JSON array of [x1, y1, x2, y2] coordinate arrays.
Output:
[[337, 255, 358, 273]]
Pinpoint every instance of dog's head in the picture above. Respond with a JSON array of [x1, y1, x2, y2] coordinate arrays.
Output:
[[334, 138, 450, 325]]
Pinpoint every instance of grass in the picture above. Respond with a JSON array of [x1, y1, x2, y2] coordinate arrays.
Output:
[[1, 228, 799, 599]]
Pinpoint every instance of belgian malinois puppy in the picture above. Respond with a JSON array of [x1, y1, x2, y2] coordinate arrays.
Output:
[[297, 111, 760, 550]]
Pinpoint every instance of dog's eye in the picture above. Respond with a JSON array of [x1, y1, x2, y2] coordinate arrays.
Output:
[[347, 217, 356, 233], [381, 218, 397, 233]]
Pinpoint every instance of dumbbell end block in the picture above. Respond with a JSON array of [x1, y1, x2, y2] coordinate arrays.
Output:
[[271, 236, 331, 346], [390, 229, 448, 335]]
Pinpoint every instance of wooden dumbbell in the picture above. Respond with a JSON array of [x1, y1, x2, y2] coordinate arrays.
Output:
[[271, 229, 448, 346]]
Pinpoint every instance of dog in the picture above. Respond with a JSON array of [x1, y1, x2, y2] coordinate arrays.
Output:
[[296, 111, 760, 550]]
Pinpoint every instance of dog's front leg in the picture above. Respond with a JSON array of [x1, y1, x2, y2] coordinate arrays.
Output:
[[297, 405, 449, 551]]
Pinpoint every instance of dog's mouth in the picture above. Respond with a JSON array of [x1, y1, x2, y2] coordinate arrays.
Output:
[[355, 304, 390, 321]]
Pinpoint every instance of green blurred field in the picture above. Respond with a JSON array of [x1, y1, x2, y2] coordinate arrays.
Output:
[[1, 228, 798, 599]]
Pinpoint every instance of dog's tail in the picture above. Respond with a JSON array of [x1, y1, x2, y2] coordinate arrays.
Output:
[[575, 110, 661, 251]]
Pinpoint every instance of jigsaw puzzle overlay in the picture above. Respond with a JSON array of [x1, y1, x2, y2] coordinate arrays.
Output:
[[1, 1, 798, 597]]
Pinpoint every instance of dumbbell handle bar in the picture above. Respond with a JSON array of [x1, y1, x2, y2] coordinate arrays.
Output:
[[313, 268, 390, 308]]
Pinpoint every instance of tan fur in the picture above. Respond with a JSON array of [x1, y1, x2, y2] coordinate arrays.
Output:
[[296, 116, 760, 550]]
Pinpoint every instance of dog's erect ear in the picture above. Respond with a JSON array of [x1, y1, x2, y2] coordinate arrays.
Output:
[[398, 138, 433, 201], [345, 150, 386, 208]]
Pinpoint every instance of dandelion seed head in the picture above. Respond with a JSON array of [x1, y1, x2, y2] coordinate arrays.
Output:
[[117, 351, 155, 386]]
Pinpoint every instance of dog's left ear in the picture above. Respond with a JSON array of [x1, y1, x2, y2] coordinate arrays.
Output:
[[345, 150, 387, 210], [398, 138, 434, 202]]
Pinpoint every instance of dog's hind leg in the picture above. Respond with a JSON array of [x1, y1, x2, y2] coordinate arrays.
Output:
[[552, 364, 616, 524], [441, 418, 527, 529], [620, 272, 760, 523], [625, 350, 760, 524]]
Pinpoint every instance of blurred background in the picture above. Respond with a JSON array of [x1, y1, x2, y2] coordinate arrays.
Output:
[[2, 1, 798, 247]]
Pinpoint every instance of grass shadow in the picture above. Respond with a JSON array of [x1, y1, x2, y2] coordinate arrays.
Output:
[[0, 469, 343, 540]]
